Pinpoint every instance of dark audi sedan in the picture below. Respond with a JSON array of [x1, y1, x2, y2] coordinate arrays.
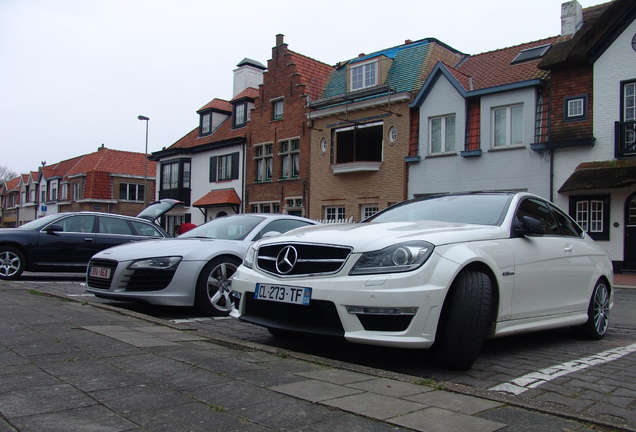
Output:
[[0, 200, 181, 280]]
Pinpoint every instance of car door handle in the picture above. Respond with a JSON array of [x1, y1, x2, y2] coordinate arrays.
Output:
[[84, 238, 94, 242], [564, 244, 574, 253]]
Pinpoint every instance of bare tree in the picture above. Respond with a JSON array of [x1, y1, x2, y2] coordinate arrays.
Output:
[[0, 165, 19, 182]]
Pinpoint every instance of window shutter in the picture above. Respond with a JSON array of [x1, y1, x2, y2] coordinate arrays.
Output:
[[231, 152, 239, 179], [209, 156, 217, 182]]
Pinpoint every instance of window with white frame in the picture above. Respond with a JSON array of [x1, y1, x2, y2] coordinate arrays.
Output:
[[570, 195, 609, 240], [233, 102, 247, 128], [162, 162, 179, 189], [252, 202, 280, 213], [161, 159, 190, 190], [61, 184, 68, 201], [50, 186, 57, 201], [120, 183, 145, 202], [325, 206, 345, 221], [41, 190, 46, 203], [255, 144, 273, 182], [280, 139, 300, 179], [564, 95, 587, 122], [217, 154, 233, 181], [361, 205, 379, 220], [273, 99, 284, 120], [625, 82, 636, 149], [285, 197, 303, 216], [200, 112, 211, 135], [350, 60, 377, 91], [430, 115, 456, 153], [72, 182, 81, 201], [493, 105, 523, 147]]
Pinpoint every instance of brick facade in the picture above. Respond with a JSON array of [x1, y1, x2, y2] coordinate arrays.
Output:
[[245, 35, 333, 216]]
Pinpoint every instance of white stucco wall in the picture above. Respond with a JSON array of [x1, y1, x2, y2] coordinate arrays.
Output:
[[551, 19, 636, 264], [409, 79, 550, 199]]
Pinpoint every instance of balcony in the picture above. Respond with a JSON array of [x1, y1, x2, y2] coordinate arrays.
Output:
[[616, 121, 636, 158]]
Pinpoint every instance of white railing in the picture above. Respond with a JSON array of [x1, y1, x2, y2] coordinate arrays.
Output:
[[315, 216, 354, 224]]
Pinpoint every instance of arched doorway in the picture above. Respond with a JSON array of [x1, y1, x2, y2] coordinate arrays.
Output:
[[624, 192, 636, 271]]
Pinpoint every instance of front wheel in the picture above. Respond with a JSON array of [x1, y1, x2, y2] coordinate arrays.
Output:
[[572, 279, 610, 340], [431, 269, 493, 370], [194, 256, 241, 316], [0, 247, 26, 280]]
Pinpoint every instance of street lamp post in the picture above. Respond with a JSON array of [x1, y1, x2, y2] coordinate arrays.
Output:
[[137, 115, 150, 207]]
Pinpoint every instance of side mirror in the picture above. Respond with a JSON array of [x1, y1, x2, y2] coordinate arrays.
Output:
[[44, 224, 63, 233], [517, 216, 545, 237], [261, 231, 281, 239]]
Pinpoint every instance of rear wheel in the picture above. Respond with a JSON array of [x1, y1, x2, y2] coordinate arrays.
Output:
[[194, 257, 240, 316], [0, 247, 25, 280], [572, 279, 610, 340], [431, 269, 493, 370]]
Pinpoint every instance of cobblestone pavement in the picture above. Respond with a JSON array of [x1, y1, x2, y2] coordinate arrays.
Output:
[[12, 274, 636, 431]]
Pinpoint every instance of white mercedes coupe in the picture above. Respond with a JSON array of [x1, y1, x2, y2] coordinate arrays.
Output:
[[86, 214, 317, 316], [230, 192, 613, 369]]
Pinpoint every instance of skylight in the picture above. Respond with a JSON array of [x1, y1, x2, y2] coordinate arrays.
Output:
[[511, 44, 551, 64]]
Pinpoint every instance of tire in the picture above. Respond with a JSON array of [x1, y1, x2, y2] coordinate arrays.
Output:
[[194, 256, 241, 316], [431, 269, 493, 370], [0, 247, 26, 280], [571, 279, 610, 340]]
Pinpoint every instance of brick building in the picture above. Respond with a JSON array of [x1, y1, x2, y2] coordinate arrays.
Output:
[[245, 34, 333, 217]]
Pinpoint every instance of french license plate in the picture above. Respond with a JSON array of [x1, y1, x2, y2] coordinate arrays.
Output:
[[254, 283, 311, 305], [89, 266, 111, 279]]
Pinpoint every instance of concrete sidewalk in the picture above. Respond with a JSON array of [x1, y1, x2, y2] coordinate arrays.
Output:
[[0, 281, 628, 432]]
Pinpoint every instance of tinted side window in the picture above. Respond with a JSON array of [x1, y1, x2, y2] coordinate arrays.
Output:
[[253, 219, 313, 241], [550, 204, 584, 238], [59, 215, 95, 233], [99, 217, 133, 235], [515, 198, 560, 235], [130, 220, 164, 237]]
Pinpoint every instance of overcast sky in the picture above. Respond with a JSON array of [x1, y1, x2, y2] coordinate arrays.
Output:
[[1, 0, 601, 176]]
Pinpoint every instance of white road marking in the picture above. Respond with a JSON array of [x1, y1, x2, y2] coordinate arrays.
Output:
[[489, 343, 636, 395]]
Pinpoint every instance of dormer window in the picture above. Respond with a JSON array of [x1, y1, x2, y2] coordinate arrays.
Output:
[[233, 102, 247, 128], [350, 59, 378, 91], [200, 112, 211, 136]]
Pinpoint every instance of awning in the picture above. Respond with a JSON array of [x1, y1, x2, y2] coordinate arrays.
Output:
[[559, 160, 636, 192], [193, 188, 242, 207]]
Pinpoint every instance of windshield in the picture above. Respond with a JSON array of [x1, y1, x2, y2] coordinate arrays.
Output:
[[366, 194, 512, 226], [178, 215, 266, 240], [18, 214, 64, 230]]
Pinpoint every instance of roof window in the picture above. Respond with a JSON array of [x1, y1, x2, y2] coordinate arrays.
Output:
[[510, 44, 551, 64]]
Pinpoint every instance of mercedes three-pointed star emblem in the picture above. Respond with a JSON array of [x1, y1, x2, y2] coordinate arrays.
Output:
[[275, 245, 298, 274]]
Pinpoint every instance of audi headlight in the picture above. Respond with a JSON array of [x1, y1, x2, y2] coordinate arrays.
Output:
[[243, 244, 257, 269], [349, 241, 434, 275], [128, 256, 182, 270]]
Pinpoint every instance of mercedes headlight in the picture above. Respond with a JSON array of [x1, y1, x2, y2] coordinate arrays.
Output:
[[128, 256, 182, 270], [350, 241, 434, 275], [243, 244, 257, 269]]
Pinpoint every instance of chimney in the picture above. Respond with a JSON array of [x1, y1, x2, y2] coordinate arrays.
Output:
[[561, 1, 583, 36], [232, 58, 266, 97], [276, 34, 284, 46]]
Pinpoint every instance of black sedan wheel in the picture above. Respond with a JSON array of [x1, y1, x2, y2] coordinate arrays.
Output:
[[572, 279, 610, 340], [194, 257, 240, 316], [0, 247, 25, 280]]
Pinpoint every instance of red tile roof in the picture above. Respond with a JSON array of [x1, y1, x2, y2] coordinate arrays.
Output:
[[169, 116, 247, 150], [454, 37, 559, 91], [66, 147, 155, 177], [231, 87, 260, 102], [198, 98, 233, 113], [192, 188, 241, 206]]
